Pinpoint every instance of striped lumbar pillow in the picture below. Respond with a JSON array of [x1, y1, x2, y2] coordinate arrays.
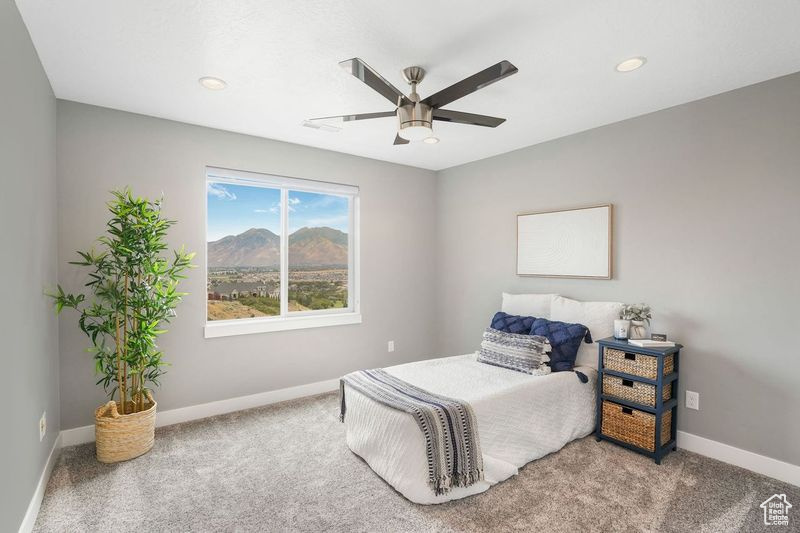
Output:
[[478, 327, 551, 375]]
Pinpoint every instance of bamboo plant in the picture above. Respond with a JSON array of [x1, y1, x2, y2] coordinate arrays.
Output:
[[52, 189, 195, 414]]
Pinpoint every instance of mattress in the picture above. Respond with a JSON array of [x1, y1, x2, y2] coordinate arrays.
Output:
[[343, 353, 597, 504]]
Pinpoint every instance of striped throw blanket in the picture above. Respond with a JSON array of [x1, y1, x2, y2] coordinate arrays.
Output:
[[340, 369, 483, 495]]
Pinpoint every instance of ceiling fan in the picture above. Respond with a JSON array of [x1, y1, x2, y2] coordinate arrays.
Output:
[[308, 58, 518, 144]]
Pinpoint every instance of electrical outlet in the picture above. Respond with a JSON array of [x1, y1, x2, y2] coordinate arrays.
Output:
[[387, 340, 395, 353], [686, 391, 700, 410], [39, 411, 46, 442]]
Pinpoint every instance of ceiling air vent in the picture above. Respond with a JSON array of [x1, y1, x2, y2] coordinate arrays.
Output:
[[301, 120, 341, 133]]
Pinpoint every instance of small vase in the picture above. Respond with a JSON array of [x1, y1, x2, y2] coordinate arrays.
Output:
[[614, 319, 630, 340], [629, 320, 648, 340]]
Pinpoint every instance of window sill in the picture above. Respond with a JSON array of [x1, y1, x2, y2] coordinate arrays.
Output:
[[204, 312, 362, 338]]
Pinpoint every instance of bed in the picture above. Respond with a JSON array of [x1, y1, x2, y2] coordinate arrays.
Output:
[[343, 353, 597, 504]]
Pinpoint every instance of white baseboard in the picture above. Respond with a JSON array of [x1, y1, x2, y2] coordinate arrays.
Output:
[[677, 431, 799, 487], [60, 377, 340, 446], [18, 433, 62, 533]]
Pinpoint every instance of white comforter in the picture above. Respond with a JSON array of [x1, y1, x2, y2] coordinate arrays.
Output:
[[343, 354, 597, 504]]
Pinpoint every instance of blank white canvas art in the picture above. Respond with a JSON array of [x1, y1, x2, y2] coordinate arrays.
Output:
[[517, 205, 611, 278]]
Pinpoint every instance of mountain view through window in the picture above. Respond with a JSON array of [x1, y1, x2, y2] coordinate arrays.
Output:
[[207, 180, 350, 321]]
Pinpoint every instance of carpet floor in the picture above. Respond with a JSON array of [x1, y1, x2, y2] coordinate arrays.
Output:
[[35, 392, 798, 532]]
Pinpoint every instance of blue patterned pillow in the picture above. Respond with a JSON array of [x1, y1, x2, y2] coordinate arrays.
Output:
[[490, 311, 537, 335], [530, 318, 591, 372]]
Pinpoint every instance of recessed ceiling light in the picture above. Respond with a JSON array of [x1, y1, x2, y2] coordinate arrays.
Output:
[[615, 57, 647, 73], [423, 136, 440, 144], [198, 76, 227, 90]]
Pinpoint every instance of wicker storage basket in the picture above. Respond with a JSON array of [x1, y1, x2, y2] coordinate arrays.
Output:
[[601, 400, 671, 452], [94, 391, 156, 463], [602, 374, 671, 407], [603, 348, 674, 380]]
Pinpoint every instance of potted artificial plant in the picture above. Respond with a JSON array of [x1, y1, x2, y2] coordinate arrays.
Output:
[[620, 303, 652, 340], [52, 189, 194, 463]]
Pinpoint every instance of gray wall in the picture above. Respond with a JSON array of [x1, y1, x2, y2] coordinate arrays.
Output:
[[436, 72, 800, 466], [0, 0, 59, 531], [57, 101, 438, 430]]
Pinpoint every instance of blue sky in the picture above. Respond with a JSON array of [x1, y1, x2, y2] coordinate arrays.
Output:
[[207, 182, 349, 241]]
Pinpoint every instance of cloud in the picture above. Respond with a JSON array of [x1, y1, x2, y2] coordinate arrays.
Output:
[[308, 194, 344, 209], [254, 209, 270, 213], [268, 201, 296, 213], [207, 182, 236, 200]]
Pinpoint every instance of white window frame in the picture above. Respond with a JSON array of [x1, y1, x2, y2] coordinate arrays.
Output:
[[204, 166, 361, 338]]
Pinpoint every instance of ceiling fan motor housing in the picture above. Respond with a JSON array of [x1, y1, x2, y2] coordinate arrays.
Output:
[[397, 102, 433, 141]]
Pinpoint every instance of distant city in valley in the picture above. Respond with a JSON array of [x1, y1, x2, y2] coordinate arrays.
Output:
[[207, 226, 348, 320]]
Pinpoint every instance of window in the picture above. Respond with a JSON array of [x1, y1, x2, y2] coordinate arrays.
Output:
[[205, 167, 360, 337]]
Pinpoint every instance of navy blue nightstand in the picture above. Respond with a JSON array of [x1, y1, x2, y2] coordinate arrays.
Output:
[[595, 337, 682, 464]]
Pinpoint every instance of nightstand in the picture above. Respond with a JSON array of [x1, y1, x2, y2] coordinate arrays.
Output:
[[595, 337, 682, 464]]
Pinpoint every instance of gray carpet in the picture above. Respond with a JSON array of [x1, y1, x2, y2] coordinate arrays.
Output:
[[35, 392, 799, 532]]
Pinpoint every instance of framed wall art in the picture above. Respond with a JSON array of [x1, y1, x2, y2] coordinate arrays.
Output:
[[517, 204, 612, 279]]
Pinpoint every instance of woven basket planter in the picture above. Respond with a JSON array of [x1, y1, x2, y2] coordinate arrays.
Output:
[[94, 391, 157, 463]]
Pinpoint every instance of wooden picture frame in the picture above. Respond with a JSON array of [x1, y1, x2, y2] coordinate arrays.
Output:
[[516, 204, 612, 279]]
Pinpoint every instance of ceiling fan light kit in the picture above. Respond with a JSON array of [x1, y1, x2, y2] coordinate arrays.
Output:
[[397, 105, 433, 140], [309, 58, 518, 144], [397, 66, 432, 141]]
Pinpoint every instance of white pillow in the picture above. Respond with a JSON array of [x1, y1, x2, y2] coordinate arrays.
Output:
[[501, 293, 557, 319], [550, 296, 623, 369]]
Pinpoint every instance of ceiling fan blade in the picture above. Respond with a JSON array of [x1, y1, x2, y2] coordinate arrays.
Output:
[[393, 133, 410, 145], [339, 58, 410, 107], [421, 60, 518, 109], [432, 109, 506, 128], [307, 111, 396, 123]]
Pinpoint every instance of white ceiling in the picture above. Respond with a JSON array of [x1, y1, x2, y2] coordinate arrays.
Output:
[[16, 0, 800, 171]]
